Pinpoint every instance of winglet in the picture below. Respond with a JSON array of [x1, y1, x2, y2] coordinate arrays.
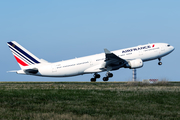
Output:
[[104, 48, 111, 54]]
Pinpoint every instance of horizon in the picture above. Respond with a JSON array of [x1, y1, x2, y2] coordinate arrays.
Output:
[[1, 1, 179, 82]]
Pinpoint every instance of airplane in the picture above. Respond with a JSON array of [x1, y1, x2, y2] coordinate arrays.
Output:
[[7, 41, 174, 82]]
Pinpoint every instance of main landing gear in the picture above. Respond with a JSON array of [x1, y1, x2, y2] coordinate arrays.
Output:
[[103, 72, 113, 82], [90, 72, 113, 82], [90, 73, 100, 82], [158, 58, 162, 65]]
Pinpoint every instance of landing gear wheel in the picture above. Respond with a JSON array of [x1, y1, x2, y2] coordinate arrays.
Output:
[[90, 73, 100, 82], [158, 62, 162, 65], [108, 73, 113, 78], [158, 58, 162, 65], [103, 77, 109, 81], [91, 78, 96, 82], [94, 74, 100, 78]]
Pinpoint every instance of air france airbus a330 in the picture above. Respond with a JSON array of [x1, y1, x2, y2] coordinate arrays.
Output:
[[7, 41, 174, 82]]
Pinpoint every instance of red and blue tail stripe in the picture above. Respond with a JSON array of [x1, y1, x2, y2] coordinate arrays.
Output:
[[14, 55, 29, 66], [7, 41, 41, 67], [8, 45, 34, 65]]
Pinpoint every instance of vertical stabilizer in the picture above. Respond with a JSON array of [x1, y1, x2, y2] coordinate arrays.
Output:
[[7, 41, 41, 69]]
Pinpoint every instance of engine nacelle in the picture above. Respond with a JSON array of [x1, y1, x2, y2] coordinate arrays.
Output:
[[125, 59, 143, 69]]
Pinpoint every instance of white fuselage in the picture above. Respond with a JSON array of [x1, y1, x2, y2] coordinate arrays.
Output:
[[24, 43, 174, 77]]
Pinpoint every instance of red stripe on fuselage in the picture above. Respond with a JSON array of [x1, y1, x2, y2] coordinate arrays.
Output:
[[14, 55, 28, 66]]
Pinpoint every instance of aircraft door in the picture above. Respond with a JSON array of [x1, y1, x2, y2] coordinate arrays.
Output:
[[154, 44, 162, 57], [52, 65, 57, 72], [89, 59, 93, 66], [139, 50, 143, 56], [161, 45, 165, 52]]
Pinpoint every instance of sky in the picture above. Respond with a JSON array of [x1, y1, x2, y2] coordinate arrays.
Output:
[[0, 0, 179, 82]]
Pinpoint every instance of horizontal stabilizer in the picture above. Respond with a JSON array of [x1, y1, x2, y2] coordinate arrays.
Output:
[[24, 68, 38, 74], [7, 70, 18, 73]]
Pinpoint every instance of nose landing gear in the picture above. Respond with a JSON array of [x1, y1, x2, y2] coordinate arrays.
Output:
[[158, 58, 162, 65]]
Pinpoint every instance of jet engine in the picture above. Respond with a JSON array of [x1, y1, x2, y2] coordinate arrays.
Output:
[[125, 59, 143, 69]]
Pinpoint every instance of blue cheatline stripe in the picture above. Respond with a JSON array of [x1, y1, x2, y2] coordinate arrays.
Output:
[[8, 45, 34, 65], [8, 42, 40, 64]]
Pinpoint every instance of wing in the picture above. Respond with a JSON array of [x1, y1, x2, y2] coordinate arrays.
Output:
[[104, 48, 127, 71]]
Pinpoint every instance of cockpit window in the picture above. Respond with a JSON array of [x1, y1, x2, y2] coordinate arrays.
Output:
[[167, 45, 170, 47]]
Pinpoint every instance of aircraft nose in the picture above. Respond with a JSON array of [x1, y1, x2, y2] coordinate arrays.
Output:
[[170, 46, 175, 53]]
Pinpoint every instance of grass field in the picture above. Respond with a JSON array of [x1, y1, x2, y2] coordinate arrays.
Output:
[[0, 81, 180, 120]]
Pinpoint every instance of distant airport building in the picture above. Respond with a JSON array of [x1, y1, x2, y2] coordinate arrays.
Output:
[[142, 79, 159, 84]]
